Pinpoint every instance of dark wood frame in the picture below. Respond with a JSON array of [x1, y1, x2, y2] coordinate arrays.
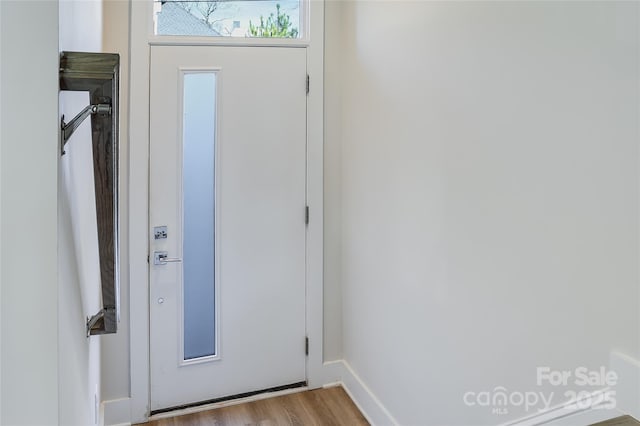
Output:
[[59, 51, 120, 336]]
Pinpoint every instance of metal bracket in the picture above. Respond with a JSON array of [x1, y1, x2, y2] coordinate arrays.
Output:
[[86, 306, 117, 337], [86, 309, 105, 337], [60, 102, 111, 155]]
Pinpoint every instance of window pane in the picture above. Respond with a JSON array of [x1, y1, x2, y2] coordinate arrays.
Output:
[[154, 1, 301, 38], [183, 73, 216, 360]]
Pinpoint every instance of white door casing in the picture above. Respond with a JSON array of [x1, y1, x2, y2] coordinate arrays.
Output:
[[149, 45, 307, 411], [128, 2, 326, 421]]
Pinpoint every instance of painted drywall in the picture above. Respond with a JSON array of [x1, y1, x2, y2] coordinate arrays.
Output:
[[58, 1, 105, 425], [334, 1, 639, 424], [0, 3, 3, 420], [101, 0, 132, 403], [0, 1, 59, 424], [323, 0, 344, 362], [611, 352, 640, 420]]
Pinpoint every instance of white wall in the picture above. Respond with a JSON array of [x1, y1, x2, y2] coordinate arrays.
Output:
[[0, 1, 59, 424], [323, 0, 344, 362], [100, 2, 639, 423], [1, 3, 4, 420], [333, 1, 639, 424], [101, 0, 131, 403], [58, 1, 105, 425]]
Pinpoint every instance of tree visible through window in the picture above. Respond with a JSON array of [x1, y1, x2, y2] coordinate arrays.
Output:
[[178, 1, 219, 27], [248, 4, 298, 38], [155, 1, 300, 38]]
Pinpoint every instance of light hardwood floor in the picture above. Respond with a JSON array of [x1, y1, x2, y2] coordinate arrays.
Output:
[[142, 386, 369, 426], [592, 416, 640, 426]]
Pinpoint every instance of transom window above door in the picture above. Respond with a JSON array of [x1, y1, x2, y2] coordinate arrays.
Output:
[[153, 0, 302, 38]]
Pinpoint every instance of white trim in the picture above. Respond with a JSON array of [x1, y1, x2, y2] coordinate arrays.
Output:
[[299, 0, 310, 41], [310, 361, 401, 425], [102, 398, 132, 426], [314, 361, 401, 426], [129, 0, 153, 422], [320, 359, 346, 385], [176, 67, 187, 366], [501, 388, 619, 426], [105, 359, 631, 426], [501, 353, 640, 425], [528, 408, 625, 426], [338, 361, 400, 426], [304, 0, 325, 389], [128, 0, 325, 422], [610, 351, 640, 420], [326, 361, 627, 426], [149, 37, 309, 48]]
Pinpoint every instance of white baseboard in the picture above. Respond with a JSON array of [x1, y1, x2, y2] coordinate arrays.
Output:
[[321, 359, 346, 385], [101, 357, 638, 426], [103, 397, 132, 426], [326, 360, 398, 426], [507, 389, 621, 426], [331, 363, 620, 426], [499, 388, 621, 426], [611, 351, 640, 420], [497, 354, 640, 426], [536, 407, 624, 426], [331, 362, 623, 426]]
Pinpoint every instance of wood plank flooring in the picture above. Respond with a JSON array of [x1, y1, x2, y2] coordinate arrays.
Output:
[[592, 416, 640, 426], [142, 386, 369, 426]]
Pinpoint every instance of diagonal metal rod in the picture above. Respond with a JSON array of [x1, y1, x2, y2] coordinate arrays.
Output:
[[61, 103, 111, 147]]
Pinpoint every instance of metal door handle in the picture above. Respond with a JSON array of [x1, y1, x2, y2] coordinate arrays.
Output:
[[154, 251, 182, 265]]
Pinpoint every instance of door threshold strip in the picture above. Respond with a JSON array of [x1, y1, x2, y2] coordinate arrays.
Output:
[[150, 381, 308, 419]]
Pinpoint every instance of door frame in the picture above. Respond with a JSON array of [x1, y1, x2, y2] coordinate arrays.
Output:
[[128, 0, 325, 422]]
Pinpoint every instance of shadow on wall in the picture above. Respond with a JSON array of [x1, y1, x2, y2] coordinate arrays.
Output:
[[58, 91, 103, 426]]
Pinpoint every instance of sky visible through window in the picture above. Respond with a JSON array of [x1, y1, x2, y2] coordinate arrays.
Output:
[[155, 0, 301, 38]]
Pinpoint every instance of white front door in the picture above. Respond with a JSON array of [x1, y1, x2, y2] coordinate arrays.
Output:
[[149, 45, 307, 411]]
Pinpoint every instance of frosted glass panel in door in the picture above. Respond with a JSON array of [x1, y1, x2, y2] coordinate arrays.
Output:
[[182, 72, 216, 360]]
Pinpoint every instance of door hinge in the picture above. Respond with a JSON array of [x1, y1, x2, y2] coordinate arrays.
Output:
[[305, 336, 309, 356], [305, 205, 309, 225], [147, 254, 149, 264], [306, 74, 309, 95]]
